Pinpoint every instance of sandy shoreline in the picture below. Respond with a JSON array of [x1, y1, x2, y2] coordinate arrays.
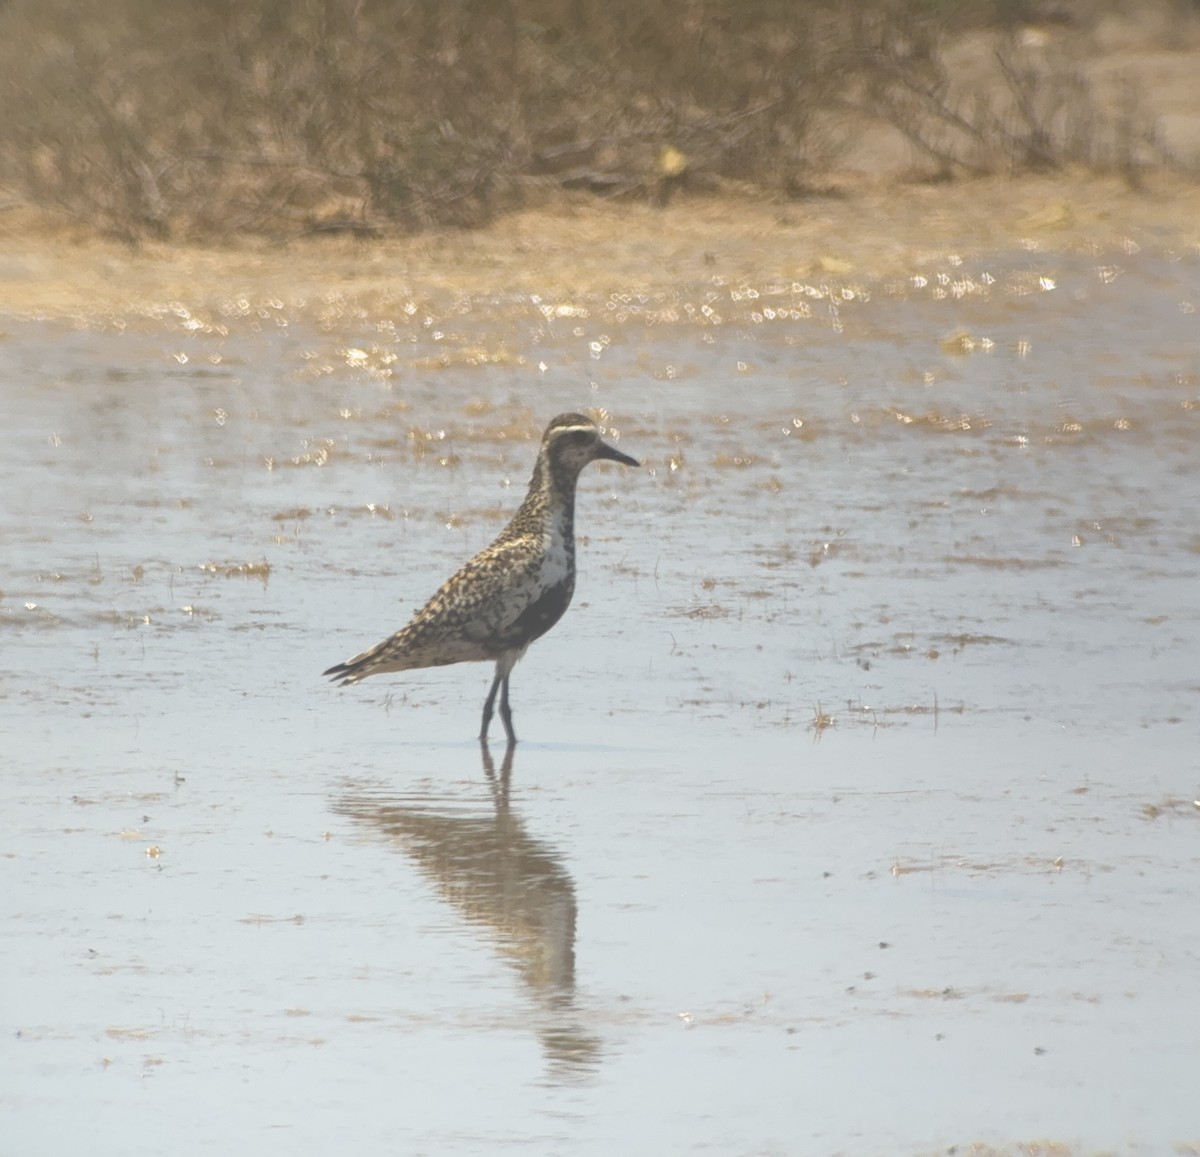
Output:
[[1, 171, 1198, 322]]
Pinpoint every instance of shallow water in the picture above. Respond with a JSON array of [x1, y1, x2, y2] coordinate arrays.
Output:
[[2, 247, 1199, 1156]]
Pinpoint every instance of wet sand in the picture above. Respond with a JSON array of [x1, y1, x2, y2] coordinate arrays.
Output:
[[1, 171, 1199, 319], [1, 180, 1199, 1156]]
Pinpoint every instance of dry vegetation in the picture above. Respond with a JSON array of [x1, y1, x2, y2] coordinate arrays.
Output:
[[0, 0, 1195, 241]]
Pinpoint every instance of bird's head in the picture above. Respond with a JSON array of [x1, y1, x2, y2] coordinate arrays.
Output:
[[540, 412, 639, 476]]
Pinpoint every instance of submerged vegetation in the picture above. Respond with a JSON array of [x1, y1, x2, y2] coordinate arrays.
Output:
[[0, 0, 1194, 241]]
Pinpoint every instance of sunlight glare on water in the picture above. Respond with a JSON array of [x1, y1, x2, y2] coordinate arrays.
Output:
[[1, 246, 1199, 1156]]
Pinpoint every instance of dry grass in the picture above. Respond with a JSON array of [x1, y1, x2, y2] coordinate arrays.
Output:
[[0, 0, 1193, 241], [844, 4, 1183, 182]]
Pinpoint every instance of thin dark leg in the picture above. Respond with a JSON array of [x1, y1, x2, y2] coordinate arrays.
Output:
[[480, 664, 503, 740], [498, 673, 516, 745]]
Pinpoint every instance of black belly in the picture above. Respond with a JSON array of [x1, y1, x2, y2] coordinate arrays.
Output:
[[500, 581, 573, 649]]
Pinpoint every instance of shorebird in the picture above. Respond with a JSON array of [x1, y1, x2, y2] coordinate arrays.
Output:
[[323, 413, 639, 743]]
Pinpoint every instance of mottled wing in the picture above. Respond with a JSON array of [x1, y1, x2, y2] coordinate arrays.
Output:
[[424, 538, 551, 651], [325, 536, 562, 683]]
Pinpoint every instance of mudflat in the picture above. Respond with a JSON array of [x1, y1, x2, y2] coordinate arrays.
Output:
[[2, 171, 1198, 319], [2, 140, 1198, 1157]]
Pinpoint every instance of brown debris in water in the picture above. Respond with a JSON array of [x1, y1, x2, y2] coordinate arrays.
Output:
[[809, 702, 836, 738], [945, 555, 1064, 570], [1140, 797, 1199, 821], [199, 560, 271, 581]]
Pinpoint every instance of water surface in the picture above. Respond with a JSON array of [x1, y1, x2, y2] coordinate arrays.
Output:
[[2, 246, 1198, 1155]]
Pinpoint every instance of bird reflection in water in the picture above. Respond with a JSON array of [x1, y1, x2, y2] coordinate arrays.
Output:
[[331, 739, 602, 1079]]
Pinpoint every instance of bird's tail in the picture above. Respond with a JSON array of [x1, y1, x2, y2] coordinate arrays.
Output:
[[323, 632, 406, 686]]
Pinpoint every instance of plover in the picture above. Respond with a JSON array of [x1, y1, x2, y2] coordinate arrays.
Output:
[[324, 412, 639, 743]]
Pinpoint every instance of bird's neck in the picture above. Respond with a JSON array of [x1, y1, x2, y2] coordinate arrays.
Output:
[[500, 453, 578, 548]]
